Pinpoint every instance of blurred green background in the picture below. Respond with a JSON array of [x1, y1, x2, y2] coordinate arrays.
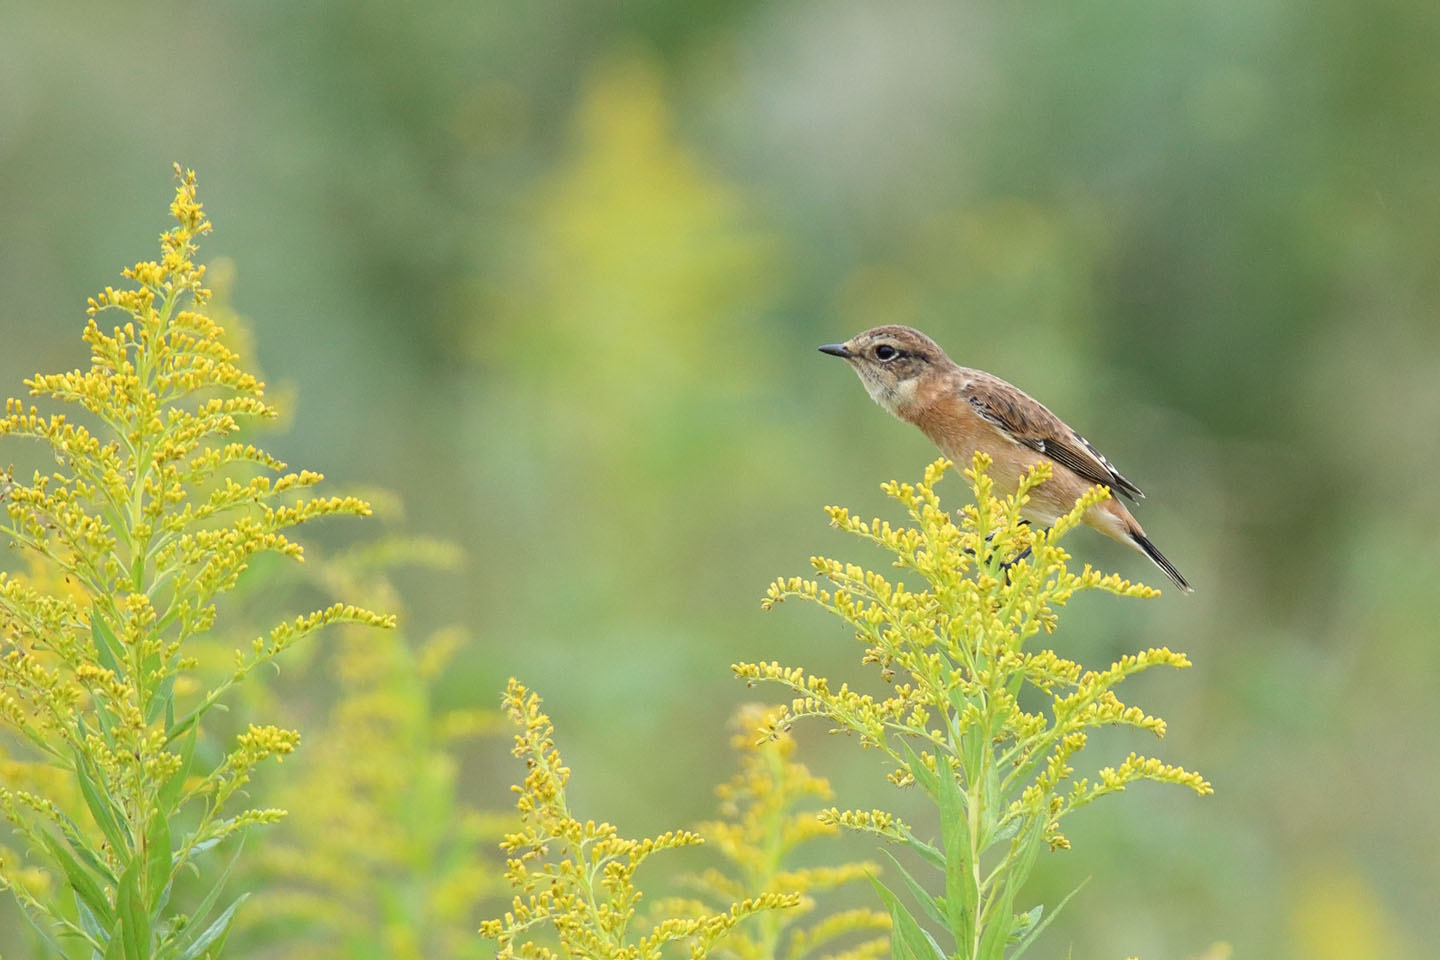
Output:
[[2, 0, 1437, 957]]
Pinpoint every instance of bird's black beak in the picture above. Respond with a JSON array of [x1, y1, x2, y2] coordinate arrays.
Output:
[[818, 343, 852, 358]]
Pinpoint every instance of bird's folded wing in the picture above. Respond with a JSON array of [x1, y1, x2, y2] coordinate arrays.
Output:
[[958, 374, 1145, 501]]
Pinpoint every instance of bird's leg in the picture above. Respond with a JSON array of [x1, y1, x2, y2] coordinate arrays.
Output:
[[967, 521, 1039, 578], [998, 522, 1038, 579]]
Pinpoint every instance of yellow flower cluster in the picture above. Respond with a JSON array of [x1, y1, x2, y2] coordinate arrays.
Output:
[[740, 455, 1210, 959], [0, 168, 392, 958], [224, 523, 503, 960], [483, 681, 797, 959], [671, 704, 889, 960]]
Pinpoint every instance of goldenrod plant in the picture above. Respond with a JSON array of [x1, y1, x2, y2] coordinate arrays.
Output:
[[674, 703, 890, 960], [230, 511, 506, 960], [0, 168, 392, 958], [482, 680, 798, 959], [738, 455, 1211, 960]]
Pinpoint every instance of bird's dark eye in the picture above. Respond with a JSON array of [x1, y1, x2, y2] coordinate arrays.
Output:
[[874, 344, 899, 361]]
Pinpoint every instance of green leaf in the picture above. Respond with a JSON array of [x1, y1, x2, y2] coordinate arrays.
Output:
[[156, 729, 197, 813], [50, 806, 119, 885], [147, 671, 177, 726], [988, 815, 1021, 847], [186, 837, 224, 859], [176, 893, 248, 960], [1008, 814, 1048, 896], [15, 894, 68, 956], [981, 748, 1002, 843], [74, 750, 132, 857], [40, 830, 115, 928], [104, 919, 127, 960], [117, 860, 151, 960], [1010, 878, 1089, 959], [880, 849, 947, 929], [141, 646, 163, 698], [78, 691, 119, 750], [960, 723, 984, 789], [91, 605, 125, 675], [76, 894, 107, 940], [164, 709, 200, 744], [1013, 903, 1042, 939], [977, 817, 1047, 960], [176, 836, 246, 941], [145, 811, 173, 913], [976, 900, 1015, 960], [166, 698, 228, 745], [868, 874, 945, 960], [1006, 668, 1026, 699], [936, 754, 975, 947], [896, 825, 946, 871], [899, 740, 939, 800]]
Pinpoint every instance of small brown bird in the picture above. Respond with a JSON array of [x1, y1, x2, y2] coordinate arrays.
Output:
[[820, 325, 1192, 592]]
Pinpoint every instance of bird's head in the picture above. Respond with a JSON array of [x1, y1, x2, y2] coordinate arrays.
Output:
[[818, 325, 950, 418]]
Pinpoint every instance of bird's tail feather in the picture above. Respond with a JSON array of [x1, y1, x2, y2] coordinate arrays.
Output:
[[1130, 533, 1193, 593]]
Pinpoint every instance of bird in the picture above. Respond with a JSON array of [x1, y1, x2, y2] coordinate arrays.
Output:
[[819, 324, 1192, 592]]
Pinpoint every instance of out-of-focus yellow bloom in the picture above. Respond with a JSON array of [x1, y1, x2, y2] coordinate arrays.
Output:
[[1288, 868, 1411, 960], [676, 705, 889, 960], [482, 681, 798, 959], [230, 522, 504, 960]]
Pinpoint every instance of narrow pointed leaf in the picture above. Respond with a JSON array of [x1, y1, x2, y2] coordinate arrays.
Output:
[[989, 815, 1020, 846], [899, 739, 940, 800], [880, 849, 947, 929], [117, 860, 150, 960], [145, 811, 173, 913], [51, 807, 119, 885], [1010, 878, 1090, 959], [73, 751, 131, 857], [978, 821, 1045, 960], [147, 671, 177, 726], [179, 837, 246, 935], [40, 831, 115, 928], [1014, 903, 1043, 938], [76, 894, 106, 940], [156, 729, 197, 812], [176, 893, 248, 960], [936, 754, 976, 945], [90, 605, 124, 675], [868, 874, 945, 960], [896, 824, 946, 871], [960, 723, 984, 789], [104, 919, 126, 960], [1007, 814, 1048, 897], [981, 750, 1002, 842], [16, 895, 68, 956]]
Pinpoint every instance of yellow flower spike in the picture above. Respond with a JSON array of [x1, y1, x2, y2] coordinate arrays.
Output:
[[485, 681, 793, 959], [0, 170, 392, 955], [750, 455, 1208, 959], [684, 704, 889, 959]]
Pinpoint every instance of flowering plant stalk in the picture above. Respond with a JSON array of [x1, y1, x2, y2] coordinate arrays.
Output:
[[0, 168, 392, 959], [231, 513, 505, 960], [738, 455, 1211, 960], [676, 703, 890, 960], [482, 680, 797, 959]]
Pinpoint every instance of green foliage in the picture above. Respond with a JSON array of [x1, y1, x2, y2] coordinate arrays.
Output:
[[482, 681, 798, 959], [739, 455, 1212, 960], [231, 510, 507, 960], [677, 704, 890, 960], [0, 169, 392, 958]]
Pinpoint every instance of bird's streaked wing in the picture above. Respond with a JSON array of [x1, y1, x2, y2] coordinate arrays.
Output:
[[958, 372, 1145, 501]]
